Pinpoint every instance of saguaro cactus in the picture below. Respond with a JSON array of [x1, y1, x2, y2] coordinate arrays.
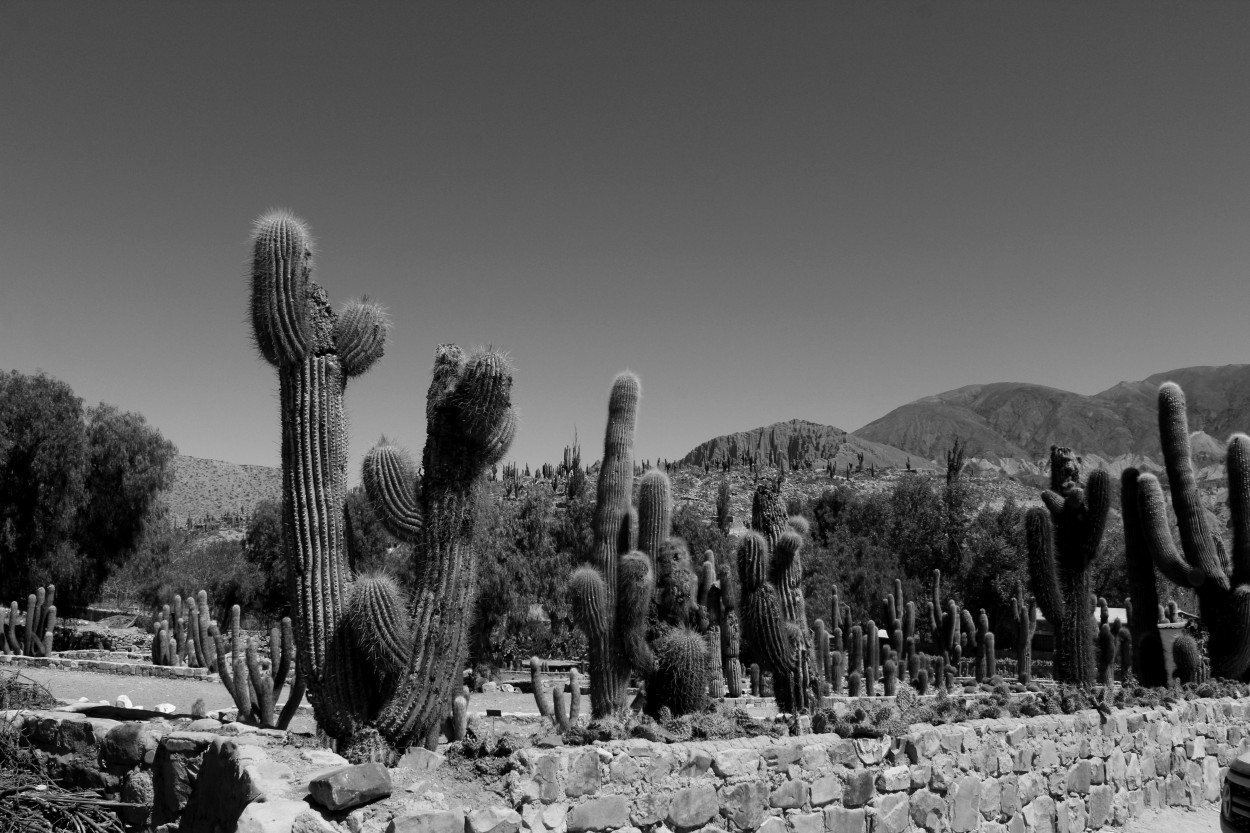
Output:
[[1024, 446, 1110, 685], [250, 211, 513, 759], [1136, 383, 1250, 680]]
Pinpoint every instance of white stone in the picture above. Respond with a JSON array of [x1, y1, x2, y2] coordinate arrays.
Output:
[[114, 695, 133, 709], [154, 703, 176, 714]]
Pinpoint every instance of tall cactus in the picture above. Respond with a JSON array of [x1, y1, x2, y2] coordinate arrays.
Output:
[[737, 483, 814, 714], [250, 211, 513, 759], [569, 375, 716, 717], [1009, 586, 1037, 686], [1136, 383, 1250, 680], [1121, 468, 1167, 686], [1024, 446, 1110, 685]]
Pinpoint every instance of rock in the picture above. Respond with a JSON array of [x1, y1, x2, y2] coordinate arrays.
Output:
[[711, 747, 760, 778], [768, 778, 809, 810], [667, 784, 720, 828], [718, 782, 768, 830], [481, 681, 500, 692], [610, 753, 642, 783], [843, 769, 875, 808], [874, 793, 910, 833], [237, 799, 311, 833], [293, 811, 341, 833], [877, 765, 910, 792], [909, 789, 946, 831], [301, 749, 350, 768], [102, 723, 159, 767], [1065, 760, 1090, 795], [154, 703, 177, 714], [398, 748, 445, 773], [567, 796, 629, 832], [680, 750, 713, 777], [309, 763, 393, 811], [500, 683, 515, 693], [120, 770, 154, 826], [115, 695, 133, 709], [789, 812, 823, 833], [810, 773, 843, 807], [823, 807, 866, 833], [218, 721, 258, 735], [565, 749, 601, 798], [757, 818, 786, 833], [467, 807, 521, 833], [388, 810, 466, 833], [186, 718, 222, 732], [949, 775, 982, 832], [1087, 784, 1113, 828]]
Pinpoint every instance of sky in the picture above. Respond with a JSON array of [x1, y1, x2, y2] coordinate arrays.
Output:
[[3, 2, 1250, 475]]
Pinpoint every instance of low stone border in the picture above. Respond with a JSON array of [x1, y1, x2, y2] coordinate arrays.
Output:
[[0, 654, 209, 679]]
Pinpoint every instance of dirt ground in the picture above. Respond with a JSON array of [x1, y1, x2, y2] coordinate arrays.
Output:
[[11, 664, 594, 718], [1121, 804, 1219, 833]]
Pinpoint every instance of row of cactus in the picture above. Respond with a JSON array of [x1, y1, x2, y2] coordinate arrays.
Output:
[[249, 211, 515, 761], [150, 590, 217, 670], [216, 604, 306, 729], [531, 658, 582, 732], [1, 585, 57, 657]]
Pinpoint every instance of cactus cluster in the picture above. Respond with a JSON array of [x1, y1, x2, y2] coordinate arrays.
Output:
[[1131, 383, 1250, 681], [531, 658, 582, 731], [1025, 446, 1110, 685], [1009, 586, 1038, 686], [150, 591, 216, 669], [736, 483, 815, 714], [1, 585, 57, 657], [249, 211, 514, 760]]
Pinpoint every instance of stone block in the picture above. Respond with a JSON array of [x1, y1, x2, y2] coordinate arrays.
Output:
[[1021, 796, 1054, 833], [788, 811, 823, 833], [768, 779, 808, 811], [718, 782, 767, 830], [1087, 785, 1112, 829], [810, 773, 842, 808], [877, 765, 910, 792], [102, 722, 160, 767], [712, 748, 761, 779], [566, 750, 601, 798], [467, 807, 522, 833], [873, 793, 909, 833], [1065, 760, 1090, 796], [237, 799, 310, 833], [309, 763, 392, 812], [388, 810, 466, 833], [949, 775, 982, 832], [823, 807, 865, 833], [909, 789, 945, 832], [668, 785, 720, 829], [567, 796, 629, 833], [843, 769, 874, 808]]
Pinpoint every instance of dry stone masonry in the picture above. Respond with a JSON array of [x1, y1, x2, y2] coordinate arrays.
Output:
[[4, 697, 1241, 832]]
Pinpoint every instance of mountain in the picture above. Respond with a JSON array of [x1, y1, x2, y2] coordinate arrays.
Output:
[[679, 418, 926, 471], [854, 364, 1250, 471], [164, 455, 281, 528]]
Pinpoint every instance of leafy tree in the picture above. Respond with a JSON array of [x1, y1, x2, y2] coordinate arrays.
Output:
[[245, 499, 288, 616], [0, 371, 86, 599], [66, 404, 177, 600]]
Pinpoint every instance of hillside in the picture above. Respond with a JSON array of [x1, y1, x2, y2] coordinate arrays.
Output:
[[855, 364, 1250, 472], [164, 455, 281, 528], [679, 418, 924, 472]]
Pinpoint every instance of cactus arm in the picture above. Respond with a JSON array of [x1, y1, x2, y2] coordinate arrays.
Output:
[[374, 346, 517, 749], [1025, 508, 1064, 624], [636, 470, 671, 564], [566, 669, 581, 726], [1229, 435, 1250, 587], [250, 211, 314, 367], [333, 299, 389, 378], [617, 552, 656, 674], [1137, 474, 1202, 586], [345, 573, 412, 681], [1156, 383, 1228, 590], [362, 445, 423, 540]]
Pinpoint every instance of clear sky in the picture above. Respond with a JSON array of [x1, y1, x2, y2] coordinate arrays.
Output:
[[3, 3, 1249, 474]]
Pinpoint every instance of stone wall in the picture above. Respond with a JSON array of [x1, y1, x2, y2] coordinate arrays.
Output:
[[0, 652, 210, 679], [499, 700, 1239, 833], [5, 698, 1241, 833]]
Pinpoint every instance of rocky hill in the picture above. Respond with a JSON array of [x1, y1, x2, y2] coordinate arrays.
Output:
[[164, 455, 281, 528], [855, 364, 1250, 476], [679, 418, 924, 472]]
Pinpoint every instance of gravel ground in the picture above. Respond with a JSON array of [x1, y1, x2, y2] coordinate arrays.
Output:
[[1121, 804, 1218, 833]]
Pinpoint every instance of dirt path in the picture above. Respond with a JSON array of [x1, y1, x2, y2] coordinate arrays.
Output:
[[9, 665, 591, 717]]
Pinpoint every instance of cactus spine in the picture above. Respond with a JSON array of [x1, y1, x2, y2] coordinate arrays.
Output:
[[1024, 446, 1110, 685], [1136, 383, 1250, 680]]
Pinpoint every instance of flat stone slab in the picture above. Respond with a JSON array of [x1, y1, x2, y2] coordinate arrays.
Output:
[[308, 763, 392, 811]]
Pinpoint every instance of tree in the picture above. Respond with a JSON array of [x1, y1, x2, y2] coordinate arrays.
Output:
[[245, 499, 288, 616], [67, 404, 177, 600], [0, 371, 86, 600]]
